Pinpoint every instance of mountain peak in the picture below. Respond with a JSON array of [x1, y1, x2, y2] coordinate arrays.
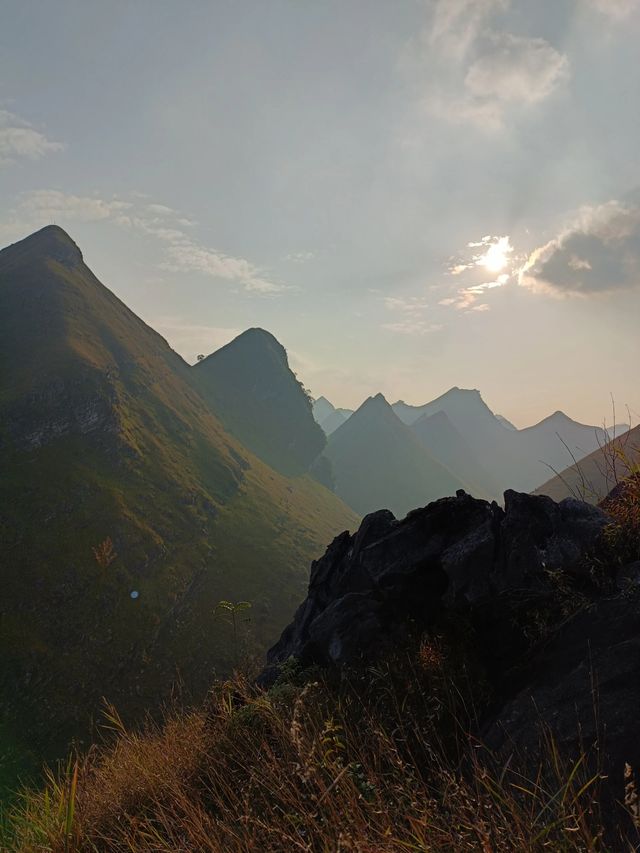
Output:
[[360, 392, 391, 412], [3, 225, 84, 267], [198, 327, 287, 367], [193, 326, 325, 475]]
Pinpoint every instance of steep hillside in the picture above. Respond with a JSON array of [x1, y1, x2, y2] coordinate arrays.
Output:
[[410, 410, 500, 500], [0, 226, 358, 786], [323, 394, 467, 517], [534, 423, 640, 502]]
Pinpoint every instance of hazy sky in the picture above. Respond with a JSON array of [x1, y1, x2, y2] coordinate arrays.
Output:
[[1, 0, 639, 427]]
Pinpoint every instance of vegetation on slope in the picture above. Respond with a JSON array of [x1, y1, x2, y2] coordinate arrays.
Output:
[[0, 226, 358, 796], [8, 472, 640, 850], [4, 632, 625, 852]]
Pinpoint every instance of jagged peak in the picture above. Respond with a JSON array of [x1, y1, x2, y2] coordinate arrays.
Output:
[[353, 393, 396, 420]]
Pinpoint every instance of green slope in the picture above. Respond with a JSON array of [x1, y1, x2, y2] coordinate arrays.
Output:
[[0, 226, 358, 794]]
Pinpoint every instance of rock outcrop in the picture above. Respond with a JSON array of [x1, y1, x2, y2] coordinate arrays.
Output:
[[261, 489, 607, 673], [260, 488, 640, 829]]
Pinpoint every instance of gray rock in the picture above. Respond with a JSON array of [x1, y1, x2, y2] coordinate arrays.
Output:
[[259, 490, 608, 680]]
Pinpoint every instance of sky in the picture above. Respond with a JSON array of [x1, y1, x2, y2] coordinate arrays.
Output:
[[1, 0, 639, 428]]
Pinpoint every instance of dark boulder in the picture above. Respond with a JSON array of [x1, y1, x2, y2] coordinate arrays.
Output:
[[259, 490, 608, 683], [483, 590, 640, 826]]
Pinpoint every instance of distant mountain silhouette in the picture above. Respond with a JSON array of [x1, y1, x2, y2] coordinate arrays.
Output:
[[393, 389, 628, 493], [323, 393, 467, 516], [312, 396, 335, 425], [312, 396, 353, 435], [410, 410, 501, 501], [194, 328, 325, 475]]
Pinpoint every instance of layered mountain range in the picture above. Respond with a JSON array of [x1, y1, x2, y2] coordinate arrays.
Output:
[[312, 387, 630, 514]]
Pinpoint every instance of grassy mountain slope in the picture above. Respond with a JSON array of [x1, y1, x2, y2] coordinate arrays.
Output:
[[534, 423, 640, 502], [193, 328, 325, 476], [324, 394, 467, 517], [0, 226, 358, 789]]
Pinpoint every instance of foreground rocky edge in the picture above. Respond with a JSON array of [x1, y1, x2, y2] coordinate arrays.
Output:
[[261, 489, 640, 818]]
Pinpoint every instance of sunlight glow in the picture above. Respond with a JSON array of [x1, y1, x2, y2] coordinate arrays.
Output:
[[478, 236, 513, 273]]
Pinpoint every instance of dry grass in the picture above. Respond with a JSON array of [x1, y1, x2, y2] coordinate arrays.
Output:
[[4, 635, 624, 853], [602, 473, 640, 565], [8, 475, 640, 852]]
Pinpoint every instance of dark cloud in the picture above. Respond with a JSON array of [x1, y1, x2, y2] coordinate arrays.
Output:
[[522, 203, 640, 295]]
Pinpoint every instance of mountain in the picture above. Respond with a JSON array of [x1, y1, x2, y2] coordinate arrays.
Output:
[[496, 414, 517, 430], [193, 328, 325, 476], [534, 423, 640, 503], [410, 410, 501, 501], [319, 408, 351, 435], [312, 396, 335, 424], [0, 226, 358, 787], [518, 411, 629, 492], [392, 388, 525, 489], [323, 393, 467, 517], [312, 396, 353, 436], [393, 390, 627, 494]]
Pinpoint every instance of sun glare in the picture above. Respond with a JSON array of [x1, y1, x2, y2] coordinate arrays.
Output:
[[480, 236, 513, 273]]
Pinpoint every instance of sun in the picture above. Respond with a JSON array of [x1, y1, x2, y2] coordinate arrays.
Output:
[[479, 236, 513, 273]]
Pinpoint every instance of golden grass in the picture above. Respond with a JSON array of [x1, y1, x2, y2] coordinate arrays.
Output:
[[5, 635, 622, 853]]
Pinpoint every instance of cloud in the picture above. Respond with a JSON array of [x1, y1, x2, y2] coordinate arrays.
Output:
[[442, 234, 515, 309], [21, 189, 131, 221], [284, 251, 315, 263], [412, 4, 569, 131], [0, 110, 64, 165], [520, 201, 640, 295], [383, 295, 430, 312], [439, 279, 504, 311], [382, 319, 443, 335], [4, 189, 285, 295], [380, 292, 440, 334], [585, 0, 640, 20], [464, 33, 569, 105], [161, 240, 286, 294], [428, 0, 509, 59]]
